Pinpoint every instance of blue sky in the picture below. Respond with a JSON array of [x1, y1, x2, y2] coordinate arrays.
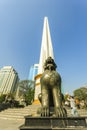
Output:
[[0, 0, 87, 94]]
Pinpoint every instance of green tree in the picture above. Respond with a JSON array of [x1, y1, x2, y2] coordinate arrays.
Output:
[[18, 80, 35, 91], [74, 87, 87, 107], [18, 80, 35, 104], [24, 87, 34, 105]]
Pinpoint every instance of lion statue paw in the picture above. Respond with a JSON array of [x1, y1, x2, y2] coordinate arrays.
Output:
[[41, 106, 50, 117], [55, 107, 67, 117]]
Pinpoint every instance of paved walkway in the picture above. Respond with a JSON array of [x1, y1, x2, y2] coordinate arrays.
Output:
[[0, 119, 24, 130]]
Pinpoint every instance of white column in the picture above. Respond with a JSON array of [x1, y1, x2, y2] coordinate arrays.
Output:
[[34, 17, 54, 104]]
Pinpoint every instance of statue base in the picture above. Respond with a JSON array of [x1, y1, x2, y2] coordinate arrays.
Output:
[[19, 116, 87, 130]]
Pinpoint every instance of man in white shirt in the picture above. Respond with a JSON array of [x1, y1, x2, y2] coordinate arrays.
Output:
[[68, 96, 78, 116]]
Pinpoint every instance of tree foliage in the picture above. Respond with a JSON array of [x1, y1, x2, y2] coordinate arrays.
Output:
[[24, 87, 34, 105], [18, 80, 35, 105], [74, 87, 87, 107], [18, 80, 35, 90], [74, 87, 87, 99]]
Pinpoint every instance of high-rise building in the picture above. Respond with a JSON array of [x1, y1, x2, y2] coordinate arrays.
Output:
[[34, 17, 54, 104], [0, 66, 19, 95], [28, 64, 39, 81]]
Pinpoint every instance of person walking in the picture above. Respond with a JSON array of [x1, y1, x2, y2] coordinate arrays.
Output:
[[68, 96, 78, 116]]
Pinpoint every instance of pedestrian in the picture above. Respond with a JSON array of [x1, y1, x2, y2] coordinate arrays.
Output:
[[68, 96, 78, 116]]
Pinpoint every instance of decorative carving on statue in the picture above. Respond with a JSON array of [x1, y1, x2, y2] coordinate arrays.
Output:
[[38, 57, 67, 117]]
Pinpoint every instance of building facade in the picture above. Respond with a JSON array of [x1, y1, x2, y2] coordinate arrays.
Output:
[[0, 66, 19, 95], [28, 64, 39, 81]]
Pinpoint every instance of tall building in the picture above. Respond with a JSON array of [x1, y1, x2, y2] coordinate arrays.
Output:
[[28, 64, 39, 81], [34, 17, 54, 104], [0, 66, 19, 95]]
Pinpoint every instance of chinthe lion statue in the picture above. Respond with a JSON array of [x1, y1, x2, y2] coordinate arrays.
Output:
[[38, 57, 67, 117]]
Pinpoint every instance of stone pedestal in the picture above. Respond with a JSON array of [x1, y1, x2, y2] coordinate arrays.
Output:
[[19, 116, 87, 130]]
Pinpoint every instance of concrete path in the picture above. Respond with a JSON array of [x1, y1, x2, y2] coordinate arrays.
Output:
[[0, 119, 24, 130]]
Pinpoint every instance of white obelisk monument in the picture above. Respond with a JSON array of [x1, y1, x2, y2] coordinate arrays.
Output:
[[34, 17, 54, 104]]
